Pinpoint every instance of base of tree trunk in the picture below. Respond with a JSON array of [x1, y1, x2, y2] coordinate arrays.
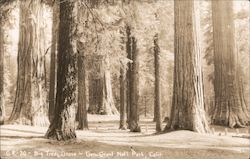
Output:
[[77, 126, 89, 130], [46, 124, 76, 141], [9, 114, 49, 127], [45, 115, 76, 141], [213, 113, 250, 128], [126, 121, 130, 129], [153, 118, 156, 122], [119, 125, 126, 130], [130, 121, 141, 132], [32, 115, 49, 127], [77, 122, 89, 130], [212, 98, 250, 128], [8, 116, 32, 125], [0, 118, 4, 125]]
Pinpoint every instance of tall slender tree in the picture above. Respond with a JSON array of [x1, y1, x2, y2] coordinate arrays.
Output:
[[154, 34, 162, 132], [77, 54, 88, 130], [48, 1, 59, 123], [126, 25, 132, 128], [46, 0, 78, 140], [164, 0, 210, 133], [211, 0, 250, 128], [129, 37, 141, 132], [9, 0, 49, 126], [119, 66, 126, 130], [76, 4, 88, 130]]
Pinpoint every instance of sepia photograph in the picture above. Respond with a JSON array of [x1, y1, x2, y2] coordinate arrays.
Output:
[[0, 0, 249, 159]]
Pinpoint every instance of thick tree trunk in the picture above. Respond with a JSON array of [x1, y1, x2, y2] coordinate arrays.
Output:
[[211, 0, 250, 128], [154, 34, 162, 132], [31, 2, 49, 127], [49, 1, 59, 123], [9, 1, 32, 124], [45, 0, 78, 140], [119, 67, 126, 130], [103, 64, 119, 115], [164, 0, 210, 133], [126, 25, 132, 128], [129, 37, 141, 132], [9, 0, 49, 126], [0, 13, 4, 124], [88, 56, 119, 115]]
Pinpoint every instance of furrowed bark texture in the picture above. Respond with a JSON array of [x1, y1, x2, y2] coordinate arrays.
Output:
[[165, 0, 210, 133], [211, 0, 250, 128], [9, 0, 49, 126], [45, 0, 78, 140]]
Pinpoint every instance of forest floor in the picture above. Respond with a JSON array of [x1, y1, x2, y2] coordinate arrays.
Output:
[[0, 115, 250, 159]]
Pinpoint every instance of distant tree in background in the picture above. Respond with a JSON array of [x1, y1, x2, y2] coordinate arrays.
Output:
[[76, 4, 88, 130], [154, 34, 162, 132], [126, 25, 132, 128], [77, 52, 88, 130], [46, 0, 78, 140], [85, 0, 119, 116], [211, 0, 250, 128], [129, 37, 141, 132], [48, 1, 59, 123], [87, 56, 119, 115], [119, 65, 126, 130], [165, 0, 210, 133]]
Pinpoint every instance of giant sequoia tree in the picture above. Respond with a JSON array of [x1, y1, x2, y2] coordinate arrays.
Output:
[[45, 0, 78, 140], [211, 0, 250, 128], [84, 0, 119, 116], [9, 0, 49, 126], [165, 0, 209, 133], [88, 56, 119, 115]]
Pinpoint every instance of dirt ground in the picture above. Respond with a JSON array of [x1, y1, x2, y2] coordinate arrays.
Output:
[[0, 116, 249, 159]]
